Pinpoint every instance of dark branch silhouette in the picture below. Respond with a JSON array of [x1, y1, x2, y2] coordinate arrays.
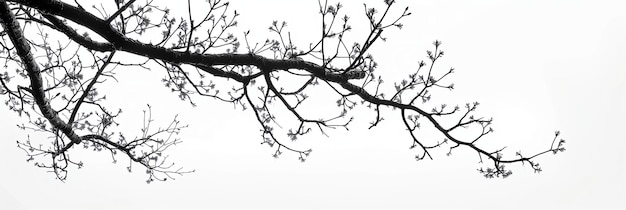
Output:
[[0, 0, 565, 182]]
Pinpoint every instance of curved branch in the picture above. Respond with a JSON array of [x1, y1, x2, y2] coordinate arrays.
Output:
[[0, 1, 82, 144], [11, 0, 364, 83]]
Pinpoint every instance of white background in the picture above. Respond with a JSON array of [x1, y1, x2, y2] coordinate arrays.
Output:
[[1, 0, 625, 209]]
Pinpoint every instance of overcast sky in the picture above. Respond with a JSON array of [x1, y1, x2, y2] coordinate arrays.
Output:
[[1, 0, 625, 209]]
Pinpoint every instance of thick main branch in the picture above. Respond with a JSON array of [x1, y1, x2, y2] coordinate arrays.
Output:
[[0, 1, 82, 144], [11, 0, 362, 83]]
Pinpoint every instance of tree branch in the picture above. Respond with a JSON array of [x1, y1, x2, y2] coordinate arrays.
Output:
[[0, 1, 82, 145]]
